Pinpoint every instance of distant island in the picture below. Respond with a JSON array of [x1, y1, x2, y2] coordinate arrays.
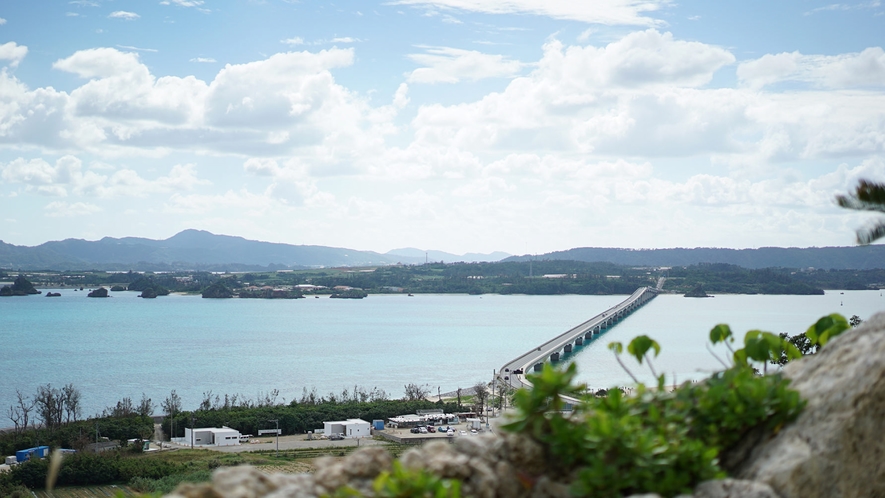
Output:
[[330, 288, 368, 299], [5, 229, 885, 272], [3, 260, 878, 299], [0, 275, 41, 296], [87, 287, 109, 298], [684, 284, 712, 298]]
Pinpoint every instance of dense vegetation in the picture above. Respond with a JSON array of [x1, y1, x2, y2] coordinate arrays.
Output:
[[164, 398, 460, 439], [665, 264, 825, 295], [0, 414, 154, 456], [6, 259, 872, 296]]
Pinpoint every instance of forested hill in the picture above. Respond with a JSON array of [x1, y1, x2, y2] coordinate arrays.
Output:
[[0, 230, 508, 270], [504, 245, 885, 270]]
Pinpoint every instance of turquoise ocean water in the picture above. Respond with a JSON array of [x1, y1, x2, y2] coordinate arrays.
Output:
[[1, 289, 882, 416]]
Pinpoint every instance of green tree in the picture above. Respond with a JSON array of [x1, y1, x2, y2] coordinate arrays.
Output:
[[836, 179, 885, 244]]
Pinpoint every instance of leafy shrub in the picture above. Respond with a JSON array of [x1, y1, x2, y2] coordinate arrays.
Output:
[[7, 451, 184, 489], [503, 335, 807, 497], [333, 461, 461, 498]]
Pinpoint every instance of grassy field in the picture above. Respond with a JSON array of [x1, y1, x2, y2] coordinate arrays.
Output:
[[35, 441, 410, 497], [32, 485, 139, 497]]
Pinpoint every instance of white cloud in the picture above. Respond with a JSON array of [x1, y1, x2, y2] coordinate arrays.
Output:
[[804, 1, 882, 15], [0, 42, 28, 68], [51, 48, 208, 135], [738, 48, 885, 89], [407, 46, 525, 83], [1, 156, 209, 199], [393, 83, 410, 109], [116, 45, 158, 53], [161, 0, 206, 6], [44, 201, 101, 217], [108, 11, 140, 20], [281, 37, 304, 45], [330, 37, 361, 43], [190, 57, 217, 63], [407, 31, 737, 157], [391, 0, 671, 26], [0, 17, 7, 25]]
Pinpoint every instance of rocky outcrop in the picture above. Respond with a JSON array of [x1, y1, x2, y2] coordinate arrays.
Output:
[[330, 288, 368, 299], [166, 434, 551, 498], [201, 281, 234, 298], [725, 312, 885, 498], [684, 284, 711, 298], [0, 275, 41, 296], [87, 287, 109, 298], [139, 287, 159, 298]]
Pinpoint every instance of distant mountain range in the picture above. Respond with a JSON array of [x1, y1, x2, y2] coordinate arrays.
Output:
[[504, 246, 885, 270], [3, 230, 885, 271], [0, 230, 510, 271]]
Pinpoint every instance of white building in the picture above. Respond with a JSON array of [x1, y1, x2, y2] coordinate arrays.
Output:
[[324, 418, 371, 439], [182, 426, 241, 447]]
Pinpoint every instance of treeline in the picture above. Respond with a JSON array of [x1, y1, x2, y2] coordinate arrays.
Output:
[[164, 398, 460, 438], [789, 268, 885, 290], [10, 260, 885, 297], [2, 384, 154, 456], [303, 261, 655, 295], [664, 264, 826, 295], [0, 447, 182, 493], [158, 384, 458, 438]]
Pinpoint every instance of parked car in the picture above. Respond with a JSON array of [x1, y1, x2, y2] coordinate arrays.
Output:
[[427, 426, 436, 433], [419, 427, 428, 434], [459, 430, 467, 436], [446, 430, 455, 437], [329, 433, 344, 441], [410, 427, 420, 434], [470, 429, 478, 435]]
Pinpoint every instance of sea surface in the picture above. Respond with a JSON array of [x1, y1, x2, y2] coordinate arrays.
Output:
[[1, 289, 882, 416]]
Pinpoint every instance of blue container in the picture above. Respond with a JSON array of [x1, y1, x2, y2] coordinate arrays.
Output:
[[15, 446, 49, 462], [372, 420, 385, 430]]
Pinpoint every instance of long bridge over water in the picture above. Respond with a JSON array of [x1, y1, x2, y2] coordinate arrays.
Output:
[[497, 286, 659, 392]]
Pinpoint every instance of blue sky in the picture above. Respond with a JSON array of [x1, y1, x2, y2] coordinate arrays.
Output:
[[0, 1, 884, 255]]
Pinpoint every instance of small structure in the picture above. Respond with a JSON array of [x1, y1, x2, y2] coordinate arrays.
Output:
[[388, 412, 459, 428], [183, 426, 241, 447], [323, 418, 370, 439], [85, 441, 119, 453], [15, 446, 49, 462]]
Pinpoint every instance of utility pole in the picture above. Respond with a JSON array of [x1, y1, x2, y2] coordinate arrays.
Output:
[[191, 414, 195, 449], [269, 419, 279, 457]]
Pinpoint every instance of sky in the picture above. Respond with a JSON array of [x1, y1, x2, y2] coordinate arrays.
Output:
[[0, 1, 884, 255]]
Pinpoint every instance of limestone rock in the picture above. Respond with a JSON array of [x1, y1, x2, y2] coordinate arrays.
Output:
[[729, 312, 885, 498], [693, 478, 781, 498], [166, 466, 317, 498], [87, 287, 109, 298]]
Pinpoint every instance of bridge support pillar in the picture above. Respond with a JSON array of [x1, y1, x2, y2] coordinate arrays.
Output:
[[564, 344, 572, 354], [534, 363, 543, 372], [550, 352, 560, 362], [575, 337, 583, 346]]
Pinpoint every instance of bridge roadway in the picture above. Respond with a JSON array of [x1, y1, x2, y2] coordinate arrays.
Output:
[[497, 286, 658, 393]]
